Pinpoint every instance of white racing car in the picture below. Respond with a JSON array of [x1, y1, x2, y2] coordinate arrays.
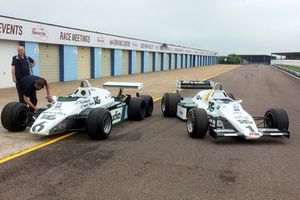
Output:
[[1, 80, 153, 140], [161, 80, 290, 140]]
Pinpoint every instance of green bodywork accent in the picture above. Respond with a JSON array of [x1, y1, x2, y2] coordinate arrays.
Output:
[[178, 97, 198, 108], [57, 96, 80, 102]]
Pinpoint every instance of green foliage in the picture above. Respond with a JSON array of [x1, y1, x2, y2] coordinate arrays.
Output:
[[218, 54, 242, 64], [280, 65, 300, 73]]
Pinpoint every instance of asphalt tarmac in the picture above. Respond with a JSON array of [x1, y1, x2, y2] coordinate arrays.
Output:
[[0, 65, 299, 200]]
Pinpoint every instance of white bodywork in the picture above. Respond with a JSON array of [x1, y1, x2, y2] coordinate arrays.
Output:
[[177, 89, 262, 139], [30, 81, 142, 136], [103, 82, 143, 92]]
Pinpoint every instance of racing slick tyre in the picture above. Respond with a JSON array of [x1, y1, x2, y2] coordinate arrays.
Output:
[[264, 108, 289, 130], [186, 108, 209, 138], [1, 102, 29, 132], [140, 95, 153, 117], [161, 93, 181, 117], [128, 97, 146, 120], [86, 108, 112, 140], [227, 92, 235, 100]]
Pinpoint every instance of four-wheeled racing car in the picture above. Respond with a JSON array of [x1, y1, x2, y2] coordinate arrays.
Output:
[[1, 80, 153, 140], [161, 80, 290, 140]]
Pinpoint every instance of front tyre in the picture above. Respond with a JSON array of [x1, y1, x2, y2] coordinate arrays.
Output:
[[86, 108, 112, 140], [1, 102, 29, 132], [265, 108, 289, 130], [186, 108, 209, 138], [161, 93, 181, 117]]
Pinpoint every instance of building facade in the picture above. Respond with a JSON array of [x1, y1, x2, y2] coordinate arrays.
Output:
[[0, 15, 218, 88]]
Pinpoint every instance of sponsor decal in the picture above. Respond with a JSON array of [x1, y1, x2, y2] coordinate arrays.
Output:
[[60, 32, 90, 43], [81, 104, 87, 109], [249, 132, 259, 136], [41, 115, 56, 120], [55, 102, 62, 109], [111, 108, 123, 123], [259, 128, 279, 132], [0, 23, 23, 35], [233, 104, 240, 111], [205, 90, 213, 102], [141, 43, 154, 49], [181, 80, 206, 84], [234, 115, 248, 119], [237, 119, 253, 124], [32, 26, 48, 41], [215, 129, 236, 133], [112, 110, 121, 121], [43, 111, 67, 116], [208, 101, 215, 112], [174, 48, 184, 53], [80, 99, 91, 104], [93, 96, 101, 105], [97, 35, 105, 43], [109, 39, 130, 47], [80, 99, 94, 108]]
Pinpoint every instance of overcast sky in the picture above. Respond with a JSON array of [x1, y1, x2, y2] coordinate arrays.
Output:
[[1, 0, 299, 55]]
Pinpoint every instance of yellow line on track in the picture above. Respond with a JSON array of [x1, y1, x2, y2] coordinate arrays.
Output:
[[0, 68, 236, 164], [0, 132, 76, 164]]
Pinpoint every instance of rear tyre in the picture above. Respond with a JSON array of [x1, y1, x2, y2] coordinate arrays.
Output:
[[86, 108, 112, 140], [140, 95, 153, 117], [1, 102, 29, 132], [186, 108, 209, 138], [264, 108, 289, 130], [128, 97, 146, 120], [161, 93, 181, 117]]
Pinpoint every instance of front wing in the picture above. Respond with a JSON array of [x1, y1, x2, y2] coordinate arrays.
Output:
[[209, 127, 290, 139]]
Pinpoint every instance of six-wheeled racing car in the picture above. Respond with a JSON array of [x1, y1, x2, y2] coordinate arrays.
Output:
[[1, 80, 153, 140], [161, 80, 290, 140]]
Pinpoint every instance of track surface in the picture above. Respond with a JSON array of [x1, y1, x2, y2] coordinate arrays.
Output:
[[0, 65, 299, 200]]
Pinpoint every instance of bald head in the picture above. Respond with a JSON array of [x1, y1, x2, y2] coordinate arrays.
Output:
[[17, 46, 25, 57]]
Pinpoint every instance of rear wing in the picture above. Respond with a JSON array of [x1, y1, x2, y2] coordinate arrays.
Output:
[[176, 80, 214, 91], [103, 82, 143, 92]]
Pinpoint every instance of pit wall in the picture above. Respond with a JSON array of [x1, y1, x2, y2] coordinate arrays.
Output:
[[271, 60, 300, 67]]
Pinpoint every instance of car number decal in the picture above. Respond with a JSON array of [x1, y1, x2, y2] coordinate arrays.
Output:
[[32, 121, 47, 132]]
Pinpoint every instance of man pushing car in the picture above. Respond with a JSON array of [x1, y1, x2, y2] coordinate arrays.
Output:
[[19, 75, 52, 111]]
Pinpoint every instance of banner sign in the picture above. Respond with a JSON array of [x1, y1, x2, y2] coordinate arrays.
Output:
[[0, 16, 217, 55]]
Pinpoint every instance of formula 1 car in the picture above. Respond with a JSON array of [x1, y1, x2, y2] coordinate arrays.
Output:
[[1, 80, 153, 140], [161, 80, 290, 140]]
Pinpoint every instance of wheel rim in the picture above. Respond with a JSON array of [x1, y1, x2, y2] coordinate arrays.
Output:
[[161, 97, 166, 113], [187, 111, 194, 133], [16, 108, 29, 127], [103, 115, 112, 134], [265, 112, 275, 128]]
